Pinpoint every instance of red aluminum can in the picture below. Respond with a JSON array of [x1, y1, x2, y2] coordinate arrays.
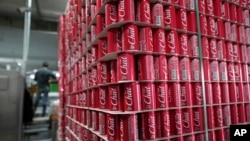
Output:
[[168, 56, 180, 80], [207, 106, 215, 129], [98, 38, 108, 59], [214, 106, 223, 127], [151, 3, 164, 26], [229, 83, 237, 102], [155, 82, 169, 108], [193, 108, 204, 131], [210, 60, 219, 81], [91, 25, 97, 42], [92, 111, 99, 131], [166, 30, 179, 54], [243, 10, 250, 25], [238, 104, 246, 123], [182, 108, 194, 133], [81, 109, 87, 125], [138, 0, 151, 23], [123, 82, 141, 111], [139, 27, 153, 52], [89, 111, 93, 129], [172, 0, 186, 7], [99, 112, 106, 135], [177, 9, 188, 30], [107, 114, 119, 141], [221, 83, 230, 103], [207, 17, 217, 36], [244, 84, 250, 101], [206, 0, 214, 15], [179, 57, 191, 81], [217, 18, 225, 38], [191, 58, 200, 81], [119, 114, 138, 141], [91, 45, 98, 63], [164, 5, 177, 28], [108, 28, 122, 53], [215, 129, 225, 141], [98, 62, 111, 84], [156, 110, 170, 138], [198, 0, 206, 13], [179, 34, 189, 56], [189, 35, 199, 57], [239, 27, 246, 44], [168, 83, 181, 107], [246, 103, 250, 122], [192, 83, 203, 105], [217, 40, 226, 60], [205, 83, 213, 104], [180, 83, 192, 106], [231, 24, 238, 41], [224, 128, 230, 141], [241, 45, 247, 62], [246, 28, 250, 44], [234, 63, 242, 82], [227, 62, 235, 81], [230, 104, 239, 124], [137, 55, 154, 80], [195, 133, 205, 141], [99, 87, 108, 109], [140, 112, 156, 140], [213, 0, 222, 16], [203, 59, 210, 81], [170, 109, 183, 135], [230, 4, 237, 22], [110, 60, 117, 83], [92, 89, 99, 108], [187, 12, 197, 32], [109, 85, 122, 111], [248, 65, 250, 81], [224, 22, 231, 40], [82, 92, 88, 107], [141, 83, 156, 110], [105, 2, 117, 26], [236, 83, 244, 102], [154, 55, 168, 80], [153, 28, 166, 53], [212, 83, 222, 104], [118, 0, 135, 22], [222, 105, 231, 126], [209, 38, 217, 59], [117, 53, 135, 81], [202, 37, 209, 58], [122, 24, 139, 51]]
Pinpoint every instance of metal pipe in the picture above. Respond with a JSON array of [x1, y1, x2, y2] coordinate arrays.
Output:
[[21, 0, 32, 75]]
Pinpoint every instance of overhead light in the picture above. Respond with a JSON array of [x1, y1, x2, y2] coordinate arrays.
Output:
[[30, 74, 35, 79], [17, 62, 22, 66]]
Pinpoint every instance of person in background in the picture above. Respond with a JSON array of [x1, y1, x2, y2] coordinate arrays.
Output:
[[34, 62, 57, 117]]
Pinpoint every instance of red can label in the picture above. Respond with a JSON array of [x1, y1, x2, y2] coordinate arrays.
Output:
[[122, 24, 139, 51], [225, 22, 231, 40], [120, 114, 138, 141], [110, 60, 117, 83], [222, 105, 231, 126], [189, 35, 199, 57], [234, 63, 242, 82], [207, 17, 217, 36], [206, 0, 214, 15], [203, 59, 210, 81], [193, 108, 204, 131], [230, 104, 239, 124], [139, 27, 153, 52], [245, 104, 250, 122], [137, 55, 154, 80], [117, 53, 135, 81], [180, 57, 191, 81], [214, 106, 223, 127], [242, 64, 248, 82], [109, 85, 121, 111], [107, 115, 119, 141], [205, 83, 213, 104], [153, 28, 166, 53], [170, 109, 183, 135], [192, 83, 203, 105], [164, 5, 177, 28], [177, 9, 188, 30], [180, 83, 192, 106], [243, 10, 250, 25], [141, 83, 156, 110], [98, 62, 111, 84], [236, 83, 244, 102], [155, 82, 168, 108], [138, 0, 151, 23], [217, 40, 226, 60], [91, 45, 98, 62], [166, 30, 179, 54], [141, 112, 156, 140], [227, 62, 235, 81], [200, 14, 208, 34], [156, 110, 170, 138], [207, 106, 215, 129], [98, 38, 108, 59], [92, 111, 99, 131], [191, 59, 200, 81], [210, 60, 219, 81], [244, 84, 250, 101], [105, 2, 117, 26], [99, 87, 108, 109], [209, 38, 217, 59], [168, 83, 181, 107], [241, 45, 247, 62], [230, 4, 237, 22], [168, 56, 180, 80], [123, 82, 141, 111], [229, 83, 237, 102], [151, 3, 164, 26], [187, 12, 197, 32], [99, 113, 106, 135], [212, 83, 222, 104], [202, 37, 209, 58], [154, 55, 168, 80], [239, 26, 246, 44], [182, 108, 194, 133], [108, 29, 122, 53], [198, 0, 206, 13], [118, 0, 135, 22], [217, 19, 225, 38], [179, 34, 189, 56], [221, 83, 229, 103]]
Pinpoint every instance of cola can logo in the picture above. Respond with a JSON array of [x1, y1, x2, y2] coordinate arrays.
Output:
[[116, 31, 122, 51], [162, 59, 168, 78], [125, 87, 133, 109], [228, 64, 235, 79], [143, 2, 151, 22], [100, 89, 106, 106], [181, 10, 187, 28], [175, 112, 182, 134], [102, 40, 108, 55], [108, 116, 115, 136], [209, 18, 217, 34], [120, 57, 128, 79], [194, 111, 200, 127], [148, 115, 156, 135], [144, 86, 152, 106], [164, 113, 171, 136], [127, 27, 136, 50], [158, 86, 166, 105], [196, 85, 203, 104], [207, 0, 213, 13], [159, 30, 166, 49], [202, 16, 207, 33], [101, 64, 107, 81], [165, 8, 171, 25], [210, 40, 217, 57], [181, 86, 187, 105], [83, 129, 88, 140], [118, 0, 125, 21], [149, 29, 154, 48], [120, 120, 124, 138], [216, 108, 223, 126], [181, 34, 188, 51], [183, 112, 190, 129], [82, 93, 86, 106], [234, 65, 240, 80], [168, 31, 176, 51], [111, 88, 118, 107]]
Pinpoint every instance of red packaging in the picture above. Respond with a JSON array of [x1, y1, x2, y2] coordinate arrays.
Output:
[[177, 9, 188, 30], [98, 62, 111, 84], [198, 0, 206, 13], [118, 0, 135, 22], [93, 89, 99, 108], [182, 108, 194, 133], [110, 60, 117, 83], [168, 83, 181, 107], [241, 45, 247, 62], [156, 110, 170, 138], [213, 0, 222, 16], [98, 38, 108, 59], [230, 4, 237, 22], [217, 40, 226, 60], [209, 39, 217, 59], [216, 19, 225, 38], [210, 60, 219, 81], [109, 85, 121, 111], [153, 28, 166, 53], [219, 61, 227, 81], [179, 57, 191, 81], [224, 22, 231, 40], [99, 112, 106, 135], [170, 109, 183, 135], [141, 83, 156, 110], [107, 29, 122, 53], [154, 55, 168, 80], [244, 84, 250, 101], [222, 105, 231, 126], [243, 10, 250, 25], [105, 2, 117, 26], [137, 0, 151, 23], [91, 25, 97, 42], [206, 0, 214, 15], [207, 17, 217, 36], [168, 56, 180, 80], [242, 0, 248, 7], [205, 83, 213, 104], [236, 83, 244, 102], [187, 12, 197, 32], [234, 63, 242, 82], [151, 3, 164, 26], [229, 83, 237, 102], [166, 30, 179, 54], [119, 114, 138, 141], [195, 133, 205, 141], [107, 114, 119, 141], [207, 106, 215, 129], [141, 112, 156, 140], [230, 104, 239, 124], [202, 37, 209, 58], [246, 28, 250, 44], [193, 108, 205, 131], [224, 128, 230, 141], [248, 65, 250, 81], [180, 83, 192, 106], [117, 53, 135, 81], [212, 83, 222, 104], [99, 87, 108, 109], [214, 106, 223, 127], [123, 82, 141, 111], [215, 129, 225, 141], [137, 55, 154, 80], [92, 111, 99, 131], [164, 5, 177, 28], [239, 26, 246, 44], [96, 15, 105, 35], [238, 104, 246, 123], [227, 62, 235, 81], [91, 45, 98, 63], [179, 34, 189, 56], [122, 24, 139, 51], [155, 82, 168, 108], [172, 0, 186, 7], [245, 104, 250, 122], [192, 83, 203, 105], [139, 27, 153, 52], [231, 24, 238, 41], [189, 35, 199, 57], [191, 58, 200, 81], [221, 83, 230, 103]]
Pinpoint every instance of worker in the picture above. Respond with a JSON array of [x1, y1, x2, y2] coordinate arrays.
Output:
[[34, 62, 56, 117]]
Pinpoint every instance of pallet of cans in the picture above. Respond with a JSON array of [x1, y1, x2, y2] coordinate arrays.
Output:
[[58, 0, 250, 141]]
